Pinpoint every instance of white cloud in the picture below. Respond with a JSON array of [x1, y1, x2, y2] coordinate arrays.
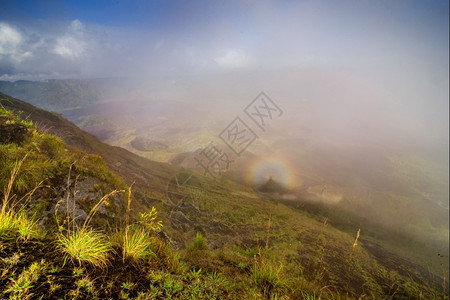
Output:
[[53, 19, 86, 59], [0, 23, 22, 54], [0, 23, 32, 64], [54, 36, 85, 59]]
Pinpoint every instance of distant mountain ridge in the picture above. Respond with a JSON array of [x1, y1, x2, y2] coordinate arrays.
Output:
[[0, 78, 126, 110]]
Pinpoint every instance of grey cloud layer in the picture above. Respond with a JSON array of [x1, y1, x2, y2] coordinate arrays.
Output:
[[0, 1, 447, 144]]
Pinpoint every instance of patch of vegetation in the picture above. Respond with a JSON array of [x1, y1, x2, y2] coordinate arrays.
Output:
[[0, 108, 124, 197], [56, 228, 112, 268], [188, 232, 207, 251], [251, 258, 285, 297], [54, 171, 122, 268], [0, 154, 43, 242], [4, 259, 47, 299]]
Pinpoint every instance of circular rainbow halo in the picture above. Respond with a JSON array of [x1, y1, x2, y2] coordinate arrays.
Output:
[[243, 154, 301, 190]]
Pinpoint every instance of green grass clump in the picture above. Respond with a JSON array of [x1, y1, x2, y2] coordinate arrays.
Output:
[[0, 106, 33, 128], [189, 232, 207, 251], [0, 211, 40, 241], [118, 186, 164, 263], [0, 211, 17, 239], [0, 155, 43, 241], [252, 259, 284, 297], [55, 173, 121, 268], [120, 228, 153, 261], [56, 228, 111, 268], [15, 212, 39, 240]]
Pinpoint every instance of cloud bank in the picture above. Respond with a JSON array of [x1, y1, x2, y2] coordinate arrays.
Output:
[[0, 1, 447, 81], [0, 1, 448, 146]]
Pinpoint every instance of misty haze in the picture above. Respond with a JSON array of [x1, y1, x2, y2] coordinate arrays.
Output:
[[0, 1, 448, 299]]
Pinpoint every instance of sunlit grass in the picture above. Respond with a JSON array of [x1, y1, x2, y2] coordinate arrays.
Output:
[[119, 185, 163, 262], [56, 228, 111, 268], [54, 167, 121, 268], [120, 228, 153, 261], [15, 211, 40, 240], [0, 154, 43, 241], [0, 206, 42, 241], [0, 211, 17, 239]]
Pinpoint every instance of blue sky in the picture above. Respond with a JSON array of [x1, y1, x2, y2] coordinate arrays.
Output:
[[1, 0, 169, 28]]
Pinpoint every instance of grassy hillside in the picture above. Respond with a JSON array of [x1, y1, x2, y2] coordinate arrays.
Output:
[[0, 94, 448, 299]]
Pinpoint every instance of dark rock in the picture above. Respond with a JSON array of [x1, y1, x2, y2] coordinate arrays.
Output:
[[0, 117, 29, 144]]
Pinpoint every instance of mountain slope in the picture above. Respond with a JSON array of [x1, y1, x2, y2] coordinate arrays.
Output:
[[0, 92, 447, 299], [0, 92, 176, 195]]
